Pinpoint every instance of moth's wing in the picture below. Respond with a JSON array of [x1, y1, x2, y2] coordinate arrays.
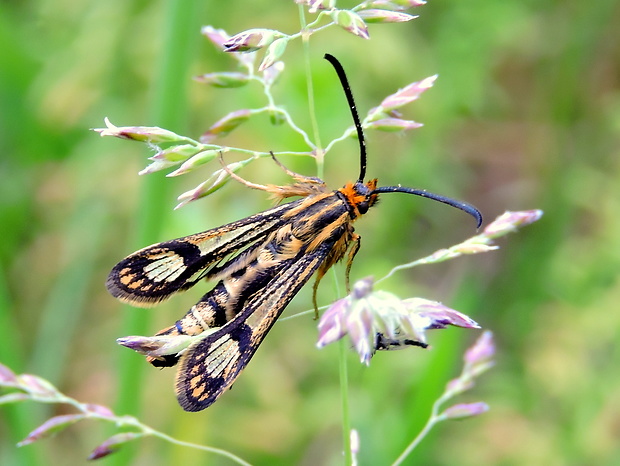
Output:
[[106, 202, 297, 306], [174, 242, 333, 412]]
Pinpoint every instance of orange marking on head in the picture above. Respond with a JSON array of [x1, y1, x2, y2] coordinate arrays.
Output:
[[339, 179, 379, 218]]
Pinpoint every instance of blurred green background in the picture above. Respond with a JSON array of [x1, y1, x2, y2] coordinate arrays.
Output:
[[1, 0, 619, 464]]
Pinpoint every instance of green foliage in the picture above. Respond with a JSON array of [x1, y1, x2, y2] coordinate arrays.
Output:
[[1, 0, 619, 465]]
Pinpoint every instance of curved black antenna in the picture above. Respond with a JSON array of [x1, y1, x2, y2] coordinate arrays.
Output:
[[372, 186, 483, 228], [324, 54, 367, 183]]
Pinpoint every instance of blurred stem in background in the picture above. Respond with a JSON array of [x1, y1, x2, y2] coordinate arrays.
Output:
[[111, 0, 206, 464]]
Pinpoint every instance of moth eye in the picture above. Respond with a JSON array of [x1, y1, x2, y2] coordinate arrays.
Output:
[[358, 201, 369, 215]]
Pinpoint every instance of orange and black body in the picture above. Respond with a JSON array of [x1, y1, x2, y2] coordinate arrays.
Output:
[[106, 54, 482, 411]]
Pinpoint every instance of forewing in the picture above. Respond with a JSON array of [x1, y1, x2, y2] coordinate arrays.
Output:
[[106, 202, 297, 306], [174, 242, 333, 411]]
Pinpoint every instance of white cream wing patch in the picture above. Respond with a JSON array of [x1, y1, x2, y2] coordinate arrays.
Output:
[[143, 252, 187, 283]]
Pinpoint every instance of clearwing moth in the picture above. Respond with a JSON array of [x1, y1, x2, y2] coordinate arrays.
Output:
[[107, 54, 482, 412]]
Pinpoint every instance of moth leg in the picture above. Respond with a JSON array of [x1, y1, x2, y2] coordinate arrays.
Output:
[[269, 152, 324, 186], [218, 153, 328, 200], [311, 250, 340, 320], [345, 234, 361, 293], [311, 275, 323, 320], [310, 231, 358, 319], [218, 153, 274, 193]]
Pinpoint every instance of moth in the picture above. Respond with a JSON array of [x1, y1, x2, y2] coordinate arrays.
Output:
[[107, 54, 482, 412]]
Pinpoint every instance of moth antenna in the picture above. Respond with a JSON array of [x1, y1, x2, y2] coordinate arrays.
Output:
[[372, 186, 483, 228], [324, 54, 367, 183]]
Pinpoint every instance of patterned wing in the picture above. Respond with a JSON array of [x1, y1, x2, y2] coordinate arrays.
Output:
[[106, 202, 298, 306], [174, 241, 333, 411]]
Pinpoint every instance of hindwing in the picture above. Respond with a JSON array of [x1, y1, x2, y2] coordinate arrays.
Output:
[[174, 242, 333, 411]]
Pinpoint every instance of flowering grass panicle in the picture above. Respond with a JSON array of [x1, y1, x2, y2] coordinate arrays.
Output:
[[317, 277, 480, 364]]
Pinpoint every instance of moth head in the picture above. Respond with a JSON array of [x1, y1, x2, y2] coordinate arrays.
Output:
[[340, 179, 379, 218]]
